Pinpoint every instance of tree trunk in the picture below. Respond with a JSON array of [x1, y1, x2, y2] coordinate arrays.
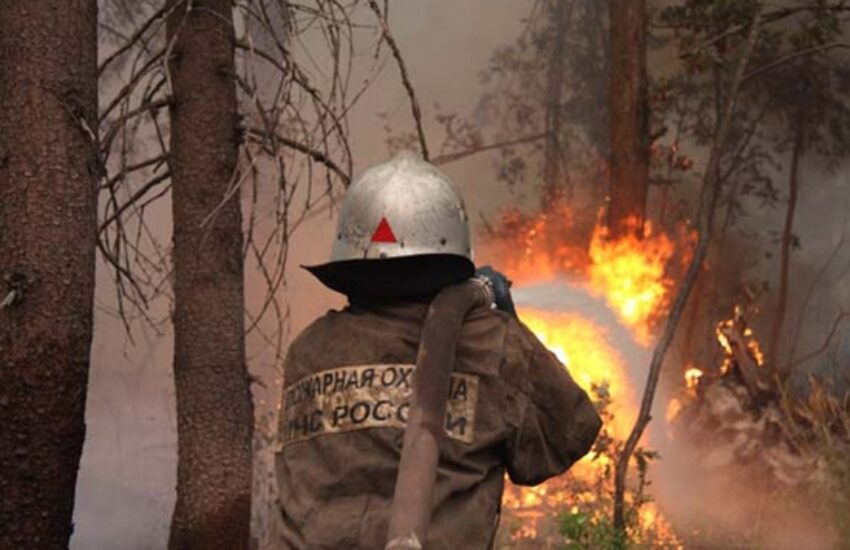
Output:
[[608, 0, 649, 237], [767, 115, 805, 373], [542, 0, 571, 202], [0, 2, 98, 548], [166, 1, 253, 548]]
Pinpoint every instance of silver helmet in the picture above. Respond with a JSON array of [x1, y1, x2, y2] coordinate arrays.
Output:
[[306, 151, 475, 298], [332, 150, 472, 261]]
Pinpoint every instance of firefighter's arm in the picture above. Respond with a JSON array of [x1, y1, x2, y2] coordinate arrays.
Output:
[[505, 336, 602, 486]]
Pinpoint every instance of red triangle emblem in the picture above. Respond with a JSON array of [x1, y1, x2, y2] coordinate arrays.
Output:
[[371, 217, 397, 243]]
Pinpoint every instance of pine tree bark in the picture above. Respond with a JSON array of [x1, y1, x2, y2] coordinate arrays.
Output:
[[0, 2, 98, 548], [166, 1, 253, 548], [608, 0, 649, 237], [767, 115, 805, 373]]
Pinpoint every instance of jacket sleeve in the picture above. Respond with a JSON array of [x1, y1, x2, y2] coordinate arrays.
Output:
[[505, 327, 602, 486]]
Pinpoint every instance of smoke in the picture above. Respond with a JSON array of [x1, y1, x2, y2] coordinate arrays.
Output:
[[655, 447, 837, 549], [513, 280, 838, 549], [74, 1, 850, 548], [513, 280, 652, 406], [74, 2, 531, 548]]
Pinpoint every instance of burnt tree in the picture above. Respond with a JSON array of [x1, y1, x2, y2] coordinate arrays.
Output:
[[166, 1, 254, 548], [608, 0, 649, 236], [0, 1, 98, 548]]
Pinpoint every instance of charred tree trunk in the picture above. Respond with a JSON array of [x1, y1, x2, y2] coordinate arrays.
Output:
[[166, 1, 253, 548], [0, 2, 98, 548], [608, 0, 649, 237], [767, 114, 805, 373]]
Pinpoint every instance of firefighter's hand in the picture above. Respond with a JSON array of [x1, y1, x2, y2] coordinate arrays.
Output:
[[475, 265, 517, 318]]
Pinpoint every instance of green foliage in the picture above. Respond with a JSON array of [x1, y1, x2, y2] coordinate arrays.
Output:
[[566, 386, 672, 549], [560, 510, 626, 550], [653, 0, 850, 361], [657, 0, 850, 213]]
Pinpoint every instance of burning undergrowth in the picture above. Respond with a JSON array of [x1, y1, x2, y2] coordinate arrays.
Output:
[[662, 308, 850, 549], [498, 285, 676, 547], [483, 202, 850, 548], [483, 203, 693, 548]]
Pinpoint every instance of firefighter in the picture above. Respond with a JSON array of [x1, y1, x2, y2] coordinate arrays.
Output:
[[272, 151, 601, 549]]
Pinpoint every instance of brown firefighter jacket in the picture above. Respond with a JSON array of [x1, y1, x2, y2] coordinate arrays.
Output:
[[272, 300, 602, 549]]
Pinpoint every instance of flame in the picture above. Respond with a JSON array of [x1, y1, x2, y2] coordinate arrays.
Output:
[[588, 216, 677, 339], [685, 367, 704, 391], [744, 329, 765, 367], [493, 204, 588, 284], [488, 206, 690, 546], [716, 305, 766, 373], [520, 308, 636, 437], [495, 209, 687, 340]]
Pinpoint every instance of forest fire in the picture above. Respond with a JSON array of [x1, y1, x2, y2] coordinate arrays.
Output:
[[715, 306, 766, 372], [587, 217, 678, 339], [492, 209, 690, 545], [501, 209, 686, 332], [684, 367, 703, 392], [519, 310, 636, 436]]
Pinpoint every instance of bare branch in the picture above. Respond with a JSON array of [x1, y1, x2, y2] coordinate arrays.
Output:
[[367, 0, 429, 161], [98, 2, 173, 77], [431, 132, 548, 165], [99, 155, 168, 190], [98, 171, 171, 234], [100, 97, 171, 153], [98, 49, 165, 124], [742, 42, 850, 84], [785, 312, 850, 371], [680, 3, 850, 59], [245, 127, 350, 186]]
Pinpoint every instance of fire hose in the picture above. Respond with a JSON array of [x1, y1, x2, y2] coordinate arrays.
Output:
[[384, 276, 496, 550]]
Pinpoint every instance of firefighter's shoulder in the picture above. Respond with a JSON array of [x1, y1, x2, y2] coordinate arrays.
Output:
[[499, 313, 556, 370], [284, 307, 350, 363], [454, 306, 552, 372]]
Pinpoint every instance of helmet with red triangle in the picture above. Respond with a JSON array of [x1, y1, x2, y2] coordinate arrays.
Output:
[[306, 150, 474, 299]]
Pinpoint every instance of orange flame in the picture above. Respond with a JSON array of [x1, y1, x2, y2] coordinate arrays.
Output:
[[588, 217, 677, 340], [520, 308, 636, 437], [493, 208, 688, 339], [685, 367, 704, 391], [716, 305, 766, 373], [488, 206, 690, 545]]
